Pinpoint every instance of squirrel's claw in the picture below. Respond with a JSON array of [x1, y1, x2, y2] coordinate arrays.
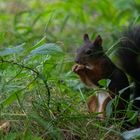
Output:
[[72, 64, 85, 73]]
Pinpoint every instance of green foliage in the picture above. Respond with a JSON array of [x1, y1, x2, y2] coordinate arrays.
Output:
[[0, 0, 140, 139], [98, 79, 111, 89], [122, 128, 140, 140]]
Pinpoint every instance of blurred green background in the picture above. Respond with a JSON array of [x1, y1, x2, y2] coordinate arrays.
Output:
[[0, 0, 140, 139]]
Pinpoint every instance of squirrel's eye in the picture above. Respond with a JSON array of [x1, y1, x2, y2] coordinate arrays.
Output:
[[86, 50, 92, 55]]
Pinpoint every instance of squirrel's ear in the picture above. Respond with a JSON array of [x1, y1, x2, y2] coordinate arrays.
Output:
[[83, 34, 89, 43], [93, 35, 102, 46]]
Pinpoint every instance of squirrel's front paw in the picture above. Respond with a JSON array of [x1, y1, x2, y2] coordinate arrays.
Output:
[[72, 64, 85, 73]]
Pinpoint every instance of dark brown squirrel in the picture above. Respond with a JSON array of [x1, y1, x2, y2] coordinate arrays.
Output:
[[72, 33, 131, 116]]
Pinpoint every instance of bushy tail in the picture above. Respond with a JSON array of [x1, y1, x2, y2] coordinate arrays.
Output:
[[118, 26, 140, 109]]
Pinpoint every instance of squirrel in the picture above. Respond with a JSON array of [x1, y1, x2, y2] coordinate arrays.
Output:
[[72, 26, 140, 117]]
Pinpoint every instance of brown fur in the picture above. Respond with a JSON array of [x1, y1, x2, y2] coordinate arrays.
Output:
[[87, 93, 111, 118], [72, 58, 106, 87], [73, 34, 130, 117]]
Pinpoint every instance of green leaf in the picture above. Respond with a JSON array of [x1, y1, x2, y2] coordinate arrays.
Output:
[[2, 132, 17, 140], [0, 90, 23, 108], [106, 99, 114, 117], [122, 128, 140, 140], [23, 129, 43, 140], [25, 36, 47, 54], [98, 79, 111, 88], [25, 43, 63, 60], [126, 110, 138, 125], [0, 43, 25, 56], [135, 97, 140, 101], [31, 43, 62, 55]]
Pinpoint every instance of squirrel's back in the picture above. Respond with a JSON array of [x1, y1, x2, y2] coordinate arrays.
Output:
[[118, 26, 140, 81]]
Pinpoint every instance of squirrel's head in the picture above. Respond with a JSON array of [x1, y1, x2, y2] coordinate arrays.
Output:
[[75, 34, 104, 68]]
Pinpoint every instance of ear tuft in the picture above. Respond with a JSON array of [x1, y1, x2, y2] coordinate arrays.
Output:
[[93, 35, 102, 46], [83, 34, 89, 43]]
